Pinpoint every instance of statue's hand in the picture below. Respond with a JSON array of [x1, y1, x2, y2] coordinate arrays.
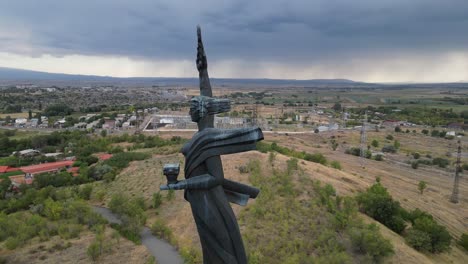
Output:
[[160, 181, 187, 191]]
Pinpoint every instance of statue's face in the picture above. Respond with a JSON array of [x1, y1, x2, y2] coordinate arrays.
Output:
[[189, 97, 203, 122]]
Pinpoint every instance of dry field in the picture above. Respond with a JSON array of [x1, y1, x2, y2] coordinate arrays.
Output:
[[90, 129, 467, 263], [1, 229, 152, 264]]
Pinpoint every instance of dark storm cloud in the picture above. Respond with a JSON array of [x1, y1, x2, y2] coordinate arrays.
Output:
[[1, 0, 468, 63]]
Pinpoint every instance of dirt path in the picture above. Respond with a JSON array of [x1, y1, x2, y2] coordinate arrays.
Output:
[[93, 206, 184, 264]]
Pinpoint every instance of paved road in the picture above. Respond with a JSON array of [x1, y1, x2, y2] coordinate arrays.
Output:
[[92, 206, 184, 264]]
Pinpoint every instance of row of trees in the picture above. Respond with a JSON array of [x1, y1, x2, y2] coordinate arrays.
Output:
[[356, 181, 452, 253]]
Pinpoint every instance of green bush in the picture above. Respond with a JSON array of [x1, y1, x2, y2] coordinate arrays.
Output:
[[349, 223, 394, 262], [87, 241, 101, 261], [5, 236, 20, 250], [356, 183, 406, 234], [79, 185, 93, 200], [432, 157, 449, 168], [151, 219, 173, 241], [331, 161, 342, 170], [152, 192, 163, 209], [104, 152, 150, 169], [405, 228, 431, 251], [386, 135, 394, 140], [382, 145, 396, 153], [374, 154, 384, 161], [459, 233, 468, 251], [412, 216, 451, 253]]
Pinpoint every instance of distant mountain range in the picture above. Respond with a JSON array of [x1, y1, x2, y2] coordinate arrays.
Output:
[[1, 67, 467, 88], [0, 67, 369, 87]]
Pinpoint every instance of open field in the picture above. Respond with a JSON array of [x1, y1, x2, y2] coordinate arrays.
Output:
[[88, 129, 467, 263], [1, 229, 153, 264]]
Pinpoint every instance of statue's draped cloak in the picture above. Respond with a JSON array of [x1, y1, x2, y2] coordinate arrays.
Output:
[[181, 127, 263, 264]]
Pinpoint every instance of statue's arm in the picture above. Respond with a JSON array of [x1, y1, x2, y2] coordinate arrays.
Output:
[[160, 156, 224, 190]]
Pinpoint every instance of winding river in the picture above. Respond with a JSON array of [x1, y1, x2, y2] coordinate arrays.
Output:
[[92, 206, 184, 264]]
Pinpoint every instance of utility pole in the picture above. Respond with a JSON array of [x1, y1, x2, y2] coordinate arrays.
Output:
[[360, 111, 368, 168], [450, 140, 462, 203]]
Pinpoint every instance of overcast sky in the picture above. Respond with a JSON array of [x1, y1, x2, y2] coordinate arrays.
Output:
[[0, 0, 467, 82]]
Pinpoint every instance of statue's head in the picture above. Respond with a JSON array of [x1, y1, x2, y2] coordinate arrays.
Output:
[[189, 96, 231, 122]]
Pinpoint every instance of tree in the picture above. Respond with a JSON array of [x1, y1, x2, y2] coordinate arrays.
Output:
[[405, 229, 431, 251], [332, 102, 342, 112], [28, 109, 32, 119], [459, 233, 468, 251], [412, 216, 451, 253], [0, 177, 12, 198], [100, 129, 107, 137], [418, 181, 427, 194], [356, 183, 406, 234], [371, 139, 379, 148], [393, 140, 400, 149], [395, 126, 402, 132]]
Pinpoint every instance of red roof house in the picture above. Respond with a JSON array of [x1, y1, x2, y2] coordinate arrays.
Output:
[[9, 175, 33, 185], [0, 166, 20, 174], [96, 153, 113, 161], [20, 160, 74, 176]]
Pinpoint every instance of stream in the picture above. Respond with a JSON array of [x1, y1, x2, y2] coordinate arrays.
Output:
[[92, 206, 184, 264]]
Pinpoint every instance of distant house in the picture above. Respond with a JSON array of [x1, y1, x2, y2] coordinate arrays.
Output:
[[9, 175, 32, 186], [15, 118, 27, 126], [447, 122, 466, 131], [12, 149, 41, 157], [95, 153, 113, 161], [382, 120, 402, 127], [20, 160, 74, 177], [0, 166, 21, 174], [102, 120, 116, 129]]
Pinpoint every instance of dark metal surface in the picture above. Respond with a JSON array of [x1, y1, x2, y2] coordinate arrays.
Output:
[[160, 26, 263, 264]]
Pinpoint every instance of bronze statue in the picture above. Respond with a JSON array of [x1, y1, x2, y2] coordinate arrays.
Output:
[[160, 26, 263, 264]]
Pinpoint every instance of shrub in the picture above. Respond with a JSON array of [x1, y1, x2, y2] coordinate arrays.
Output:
[[152, 192, 163, 209], [411, 162, 419, 169], [382, 145, 396, 153], [412, 152, 421, 159], [371, 140, 379, 148], [356, 183, 406, 234], [104, 152, 150, 169], [151, 219, 173, 241], [394, 126, 401, 132], [432, 157, 449, 168], [421, 129, 429, 135], [418, 181, 427, 194], [386, 135, 394, 140], [79, 185, 93, 200], [459, 233, 468, 251], [87, 241, 101, 261], [349, 223, 394, 262], [374, 154, 383, 161], [5, 237, 20, 250], [303, 153, 328, 165], [412, 216, 451, 253], [331, 161, 342, 170], [405, 229, 431, 251]]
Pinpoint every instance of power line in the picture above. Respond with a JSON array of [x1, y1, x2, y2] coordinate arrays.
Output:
[[450, 140, 462, 203], [360, 111, 368, 168]]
